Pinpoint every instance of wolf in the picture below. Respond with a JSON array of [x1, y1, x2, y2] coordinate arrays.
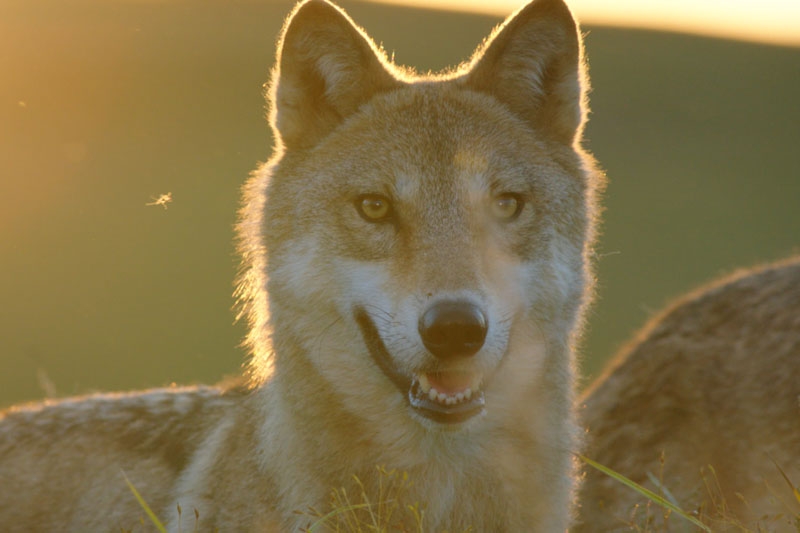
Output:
[[0, 0, 602, 530], [578, 256, 800, 532]]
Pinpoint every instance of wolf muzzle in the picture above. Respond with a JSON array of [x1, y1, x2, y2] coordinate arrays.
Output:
[[354, 302, 487, 424]]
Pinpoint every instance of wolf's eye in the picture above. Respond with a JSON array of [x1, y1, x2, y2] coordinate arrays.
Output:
[[355, 194, 392, 222], [490, 193, 524, 221]]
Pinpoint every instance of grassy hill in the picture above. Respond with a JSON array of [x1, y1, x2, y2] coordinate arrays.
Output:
[[1, 0, 798, 407]]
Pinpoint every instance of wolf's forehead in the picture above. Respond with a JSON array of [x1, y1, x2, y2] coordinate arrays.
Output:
[[315, 85, 544, 199], [391, 147, 490, 200], [452, 149, 490, 175], [370, 86, 536, 178]]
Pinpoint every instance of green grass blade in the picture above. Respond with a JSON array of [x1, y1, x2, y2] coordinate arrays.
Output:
[[307, 502, 376, 532], [579, 454, 711, 532], [646, 471, 693, 533], [122, 471, 167, 533]]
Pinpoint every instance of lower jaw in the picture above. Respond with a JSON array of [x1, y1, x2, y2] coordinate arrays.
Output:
[[354, 306, 486, 425]]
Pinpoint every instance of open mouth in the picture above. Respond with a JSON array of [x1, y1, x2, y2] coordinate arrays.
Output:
[[408, 371, 486, 424], [354, 307, 486, 424]]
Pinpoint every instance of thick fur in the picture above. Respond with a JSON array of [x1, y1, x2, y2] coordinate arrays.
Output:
[[577, 256, 800, 532], [0, 0, 601, 531]]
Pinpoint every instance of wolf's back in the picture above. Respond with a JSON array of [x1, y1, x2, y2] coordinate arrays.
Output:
[[0, 385, 235, 531]]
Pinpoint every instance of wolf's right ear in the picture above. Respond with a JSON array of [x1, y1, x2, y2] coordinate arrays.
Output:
[[269, 0, 400, 150]]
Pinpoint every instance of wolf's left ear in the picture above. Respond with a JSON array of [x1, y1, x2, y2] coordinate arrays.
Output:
[[464, 0, 587, 145], [269, 0, 400, 150]]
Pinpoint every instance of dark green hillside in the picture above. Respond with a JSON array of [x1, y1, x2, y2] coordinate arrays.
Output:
[[1, 0, 798, 407]]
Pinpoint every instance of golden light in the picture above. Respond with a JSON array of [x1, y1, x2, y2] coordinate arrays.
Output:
[[367, 0, 800, 47]]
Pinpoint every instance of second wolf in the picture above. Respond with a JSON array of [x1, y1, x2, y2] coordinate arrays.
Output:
[[0, 0, 602, 530], [579, 257, 800, 531]]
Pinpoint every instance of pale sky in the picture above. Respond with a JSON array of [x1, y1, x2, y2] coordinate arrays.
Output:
[[368, 0, 800, 47]]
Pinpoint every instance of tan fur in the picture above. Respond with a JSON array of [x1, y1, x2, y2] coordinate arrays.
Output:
[[578, 257, 800, 532], [0, 1, 601, 531]]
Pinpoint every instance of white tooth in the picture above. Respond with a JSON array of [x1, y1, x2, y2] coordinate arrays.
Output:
[[445, 397, 456, 406], [437, 392, 447, 403], [429, 387, 438, 401], [418, 374, 430, 393], [455, 392, 465, 403], [465, 388, 472, 400]]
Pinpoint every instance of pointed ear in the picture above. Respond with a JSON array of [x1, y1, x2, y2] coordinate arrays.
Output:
[[464, 0, 588, 145], [269, 0, 400, 150]]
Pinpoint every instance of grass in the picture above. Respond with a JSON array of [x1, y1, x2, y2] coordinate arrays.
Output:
[[579, 454, 711, 532], [126, 466, 430, 533], [301, 467, 429, 533], [581, 456, 800, 533], [122, 471, 167, 533], [299, 459, 800, 532], [126, 458, 800, 532]]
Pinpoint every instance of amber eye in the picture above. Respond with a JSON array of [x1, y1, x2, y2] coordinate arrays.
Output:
[[355, 194, 392, 222], [490, 193, 523, 221]]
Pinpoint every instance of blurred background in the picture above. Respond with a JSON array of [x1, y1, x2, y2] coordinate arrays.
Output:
[[1, 0, 798, 408]]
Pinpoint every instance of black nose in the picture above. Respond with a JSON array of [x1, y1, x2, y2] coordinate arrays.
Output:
[[418, 301, 488, 359]]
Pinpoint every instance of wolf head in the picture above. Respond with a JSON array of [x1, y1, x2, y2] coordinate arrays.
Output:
[[239, 0, 601, 432]]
